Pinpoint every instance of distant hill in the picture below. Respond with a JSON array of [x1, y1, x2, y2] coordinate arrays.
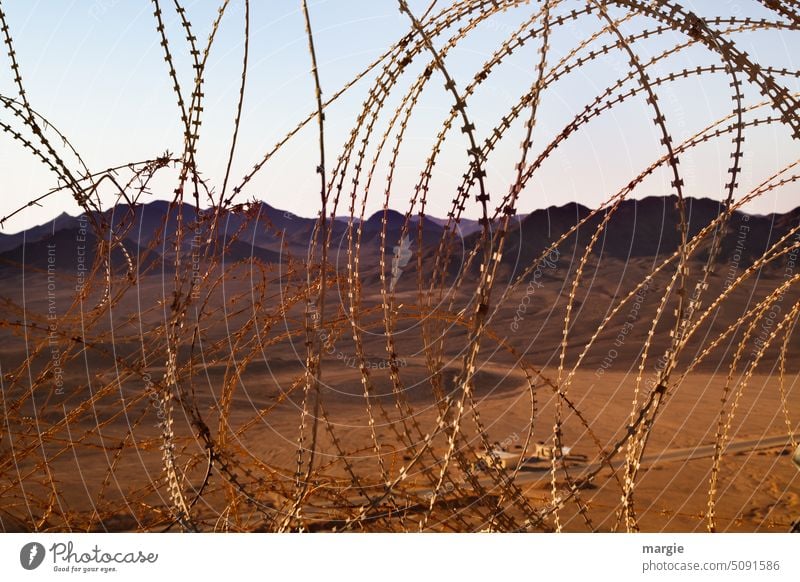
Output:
[[0, 225, 160, 276], [415, 196, 800, 283], [1, 197, 797, 283]]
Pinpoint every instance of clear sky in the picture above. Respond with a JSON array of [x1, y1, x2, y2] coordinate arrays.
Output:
[[0, 0, 798, 233]]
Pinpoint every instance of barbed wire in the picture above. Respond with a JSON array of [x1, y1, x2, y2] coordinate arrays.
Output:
[[0, 0, 798, 532]]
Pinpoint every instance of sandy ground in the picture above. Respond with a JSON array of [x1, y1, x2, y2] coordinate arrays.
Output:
[[2, 362, 797, 532], [1, 262, 798, 532]]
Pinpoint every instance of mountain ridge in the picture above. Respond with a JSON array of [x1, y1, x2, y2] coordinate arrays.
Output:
[[1, 196, 797, 280]]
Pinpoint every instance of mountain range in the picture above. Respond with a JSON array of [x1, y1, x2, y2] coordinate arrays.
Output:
[[1, 196, 797, 280]]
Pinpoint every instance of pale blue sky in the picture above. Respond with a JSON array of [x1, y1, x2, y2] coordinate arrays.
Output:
[[0, 0, 798, 233]]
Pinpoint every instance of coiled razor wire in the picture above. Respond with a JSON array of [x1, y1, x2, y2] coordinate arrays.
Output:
[[0, 0, 798, 532]]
